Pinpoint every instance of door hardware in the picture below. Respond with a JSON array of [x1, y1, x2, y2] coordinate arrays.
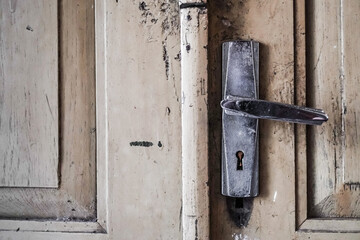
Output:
[[221, 40, 328, 197]]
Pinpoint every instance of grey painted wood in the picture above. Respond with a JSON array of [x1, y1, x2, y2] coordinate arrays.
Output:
[[0, 0, 59, 187], [0, 0, 96, 220]]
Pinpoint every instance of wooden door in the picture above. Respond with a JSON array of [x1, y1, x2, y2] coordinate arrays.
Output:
[[209, 0, 360, 239], [2, 0, 360, 240], [0, 0, 208, 239]]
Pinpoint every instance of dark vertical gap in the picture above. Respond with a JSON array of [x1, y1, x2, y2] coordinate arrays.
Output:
[[234, 198, 243, 208], [57, 0, 62, 188], [293, 0, 298, 228], [91, 0, 97, 221], [305, 0, 315, 218]]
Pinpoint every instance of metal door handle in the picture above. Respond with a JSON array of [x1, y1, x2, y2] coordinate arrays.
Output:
[[221, 97, 328, 125], [221, 40, 328, 198]]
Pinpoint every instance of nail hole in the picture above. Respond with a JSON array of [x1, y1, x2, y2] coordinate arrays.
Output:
[[236, 151, 244, 170], [235, 198, 244, 208]]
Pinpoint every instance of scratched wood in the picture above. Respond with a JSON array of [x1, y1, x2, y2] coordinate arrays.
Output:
[[0, 0, 59, 187], [306, 0, 360, 218], [0, 0, 96, 220]]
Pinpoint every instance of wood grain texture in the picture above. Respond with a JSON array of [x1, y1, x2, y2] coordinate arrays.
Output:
[[306, 0, 342, 216], [180, 7, 209, 240], [0, 0, 59, 187], [343, 0, 360, 184], [0, 0, 96, 220], [307, 0, 360, 218], [294, 0, 308, 228]]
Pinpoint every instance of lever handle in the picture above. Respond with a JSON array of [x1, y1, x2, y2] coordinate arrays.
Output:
[[221, 97, 328, 125], [221, 40, 328, 199]]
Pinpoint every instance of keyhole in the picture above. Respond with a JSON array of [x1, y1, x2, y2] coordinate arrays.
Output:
[[236, 151, 244, 170]]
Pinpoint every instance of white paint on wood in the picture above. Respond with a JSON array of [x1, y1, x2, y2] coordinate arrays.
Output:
[[0, 220, 104, 233], [104, 0, 182, 239], [95, 0, 108, 232], [181, 7, 209, 240], [299, 219, 360, 233], [0, 0, 59, 187]]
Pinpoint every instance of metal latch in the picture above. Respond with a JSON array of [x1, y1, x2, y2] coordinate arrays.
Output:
[[221, 40, 328, 197]]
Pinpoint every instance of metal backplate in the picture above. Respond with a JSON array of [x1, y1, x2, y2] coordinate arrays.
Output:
[[222, 40, 259, 197]]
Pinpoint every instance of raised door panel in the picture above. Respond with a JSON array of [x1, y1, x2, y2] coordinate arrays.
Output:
[[0, 0, 96, 222], [0, 0, 59, 188], [306, 0, 360, 220]]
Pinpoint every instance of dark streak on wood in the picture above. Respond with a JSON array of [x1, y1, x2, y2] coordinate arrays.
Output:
[[129, 141, 153, 147], [162, 41, 169, 80], [179, 205, 182, 232], [194, 218, 198, 240], [26, 25, 33, 31], [226, 197, 254, 227], [180, 2, 207, 10], [138, 1, 148, 11]]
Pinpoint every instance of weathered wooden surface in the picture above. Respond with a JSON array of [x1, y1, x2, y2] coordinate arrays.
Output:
[[294, 0, 308, 228], [0, 0, 96, 220], [209, 0, 360, 239], [0, 0, 59, 187], [307, 0, 360, 218], [181, 6, 209, 240], [343, 0, 360, 184], [208, 0, 296, 239], [104, 0, 182, 239]]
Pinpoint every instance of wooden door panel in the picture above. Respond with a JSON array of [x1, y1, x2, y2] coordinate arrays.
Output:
[[343, 1, 360, 184], [0, 0, 96, 221], [307, 0, 360, 219], [0, 0, 59, 188]]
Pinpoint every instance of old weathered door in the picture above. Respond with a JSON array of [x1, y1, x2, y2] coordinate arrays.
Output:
[[0, 0, 208, 239], [2, 0, 360, 239], [209, 0, 360, 239]]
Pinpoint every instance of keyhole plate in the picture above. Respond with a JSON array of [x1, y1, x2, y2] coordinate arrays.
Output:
[[221, 40, 259, 197]]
